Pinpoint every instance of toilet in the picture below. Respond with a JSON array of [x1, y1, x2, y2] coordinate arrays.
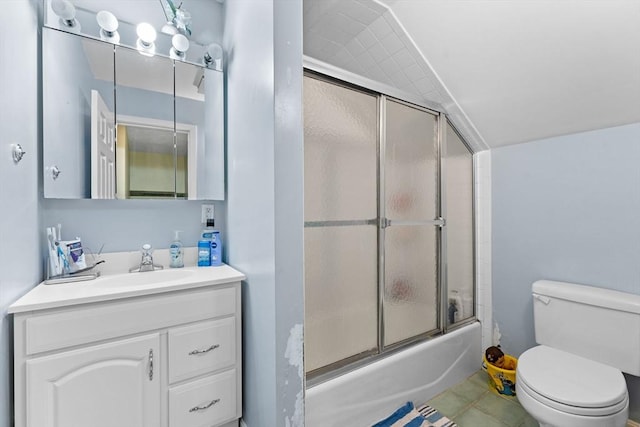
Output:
[[516, 280, 640, 427]]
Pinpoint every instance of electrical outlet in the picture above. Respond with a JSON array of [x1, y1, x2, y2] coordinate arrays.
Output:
[[201, 204, 214, 223]]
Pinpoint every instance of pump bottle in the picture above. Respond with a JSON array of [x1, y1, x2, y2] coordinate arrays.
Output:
[[169, 230, 184, 268]]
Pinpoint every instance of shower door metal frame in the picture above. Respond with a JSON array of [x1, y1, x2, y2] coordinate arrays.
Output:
[[378, 95, 444, 353], [303, 71, 382, 378], [442, 118, 478, 333], [304, 68, 477, 384]]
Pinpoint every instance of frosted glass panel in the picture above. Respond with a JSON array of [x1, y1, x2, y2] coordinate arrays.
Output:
[[384, 225, 438, 346], [304, 76, 378, 222], [304, 226, 378, 372], [385, 100, 438, 221], [445, 123, 474, 324]]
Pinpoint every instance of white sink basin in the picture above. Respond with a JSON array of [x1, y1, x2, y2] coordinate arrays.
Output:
[[94, 269, 195, 288]]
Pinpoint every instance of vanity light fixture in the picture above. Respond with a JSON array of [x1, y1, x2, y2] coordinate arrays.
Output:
[[136, 22, 157, 56], [96, 10, 120, 44], [51, 0, 80, 30], [170, 34, 189, 60], [203, 43, 223, 70]]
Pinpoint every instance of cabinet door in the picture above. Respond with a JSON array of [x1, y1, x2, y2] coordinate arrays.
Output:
[[26, 334, 160, 427]]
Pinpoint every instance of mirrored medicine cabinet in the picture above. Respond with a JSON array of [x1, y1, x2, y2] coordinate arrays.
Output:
[[42, 0, 225, 200]]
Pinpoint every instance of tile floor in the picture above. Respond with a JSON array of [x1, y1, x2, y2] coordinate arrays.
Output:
[[426, 370, 538, 427]]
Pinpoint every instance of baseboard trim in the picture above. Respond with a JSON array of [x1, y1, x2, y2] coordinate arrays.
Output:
[[627, 420, 640, 427]]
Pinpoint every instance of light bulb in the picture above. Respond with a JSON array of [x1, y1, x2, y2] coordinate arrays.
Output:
[[136, 23, 157, 45], [161, 22, 178, 36], [51, 0, 79, 29], [51, 0, 75, 20], [170, 34, 190, 60], [136, 23, 157, 55], [204, 43, 223, 68], [96, 10, 119, 43]]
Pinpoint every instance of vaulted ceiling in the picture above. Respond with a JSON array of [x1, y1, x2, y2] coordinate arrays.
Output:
[[304, 0, 640, 150]]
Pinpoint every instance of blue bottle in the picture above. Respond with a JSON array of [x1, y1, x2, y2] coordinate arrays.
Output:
[[210, 230, 222, 266], [197, 240, 211, 267]]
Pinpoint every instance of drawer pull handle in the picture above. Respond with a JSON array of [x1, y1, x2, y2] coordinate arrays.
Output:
[[189, 399, 220, 413], [188, 344, 219, 355]]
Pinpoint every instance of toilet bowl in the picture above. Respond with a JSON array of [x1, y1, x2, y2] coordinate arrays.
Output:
[[517, 280, 640, 427], [516, 345, 629, 427]]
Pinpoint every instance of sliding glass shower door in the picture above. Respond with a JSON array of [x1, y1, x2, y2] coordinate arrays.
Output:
[[303, 75, 379, 373], [303, 72, 475, 377], [382, 99, 440, 347]]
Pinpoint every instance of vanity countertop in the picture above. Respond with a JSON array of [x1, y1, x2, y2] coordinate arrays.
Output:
[[8, 265, 246, 314]]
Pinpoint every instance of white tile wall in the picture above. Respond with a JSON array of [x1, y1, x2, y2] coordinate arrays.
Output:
[[303, 0, 489, 152], [474, 151, 493, 354]]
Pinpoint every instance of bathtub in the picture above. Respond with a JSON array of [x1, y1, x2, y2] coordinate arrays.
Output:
[[305, 321, 482, 426]]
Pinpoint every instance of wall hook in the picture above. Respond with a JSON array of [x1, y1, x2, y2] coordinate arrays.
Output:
[[51, 165, 61, 180], [12, 144, 26, 163]]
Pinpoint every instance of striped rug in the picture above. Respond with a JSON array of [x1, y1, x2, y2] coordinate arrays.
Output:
[[416, 404, 457, 427], [372, 402, 457, 427]]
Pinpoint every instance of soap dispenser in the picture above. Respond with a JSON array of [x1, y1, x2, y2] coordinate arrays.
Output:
[[170, 230, 184, 268]]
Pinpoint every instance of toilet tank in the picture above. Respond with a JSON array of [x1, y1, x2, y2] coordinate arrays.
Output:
[[532, 280, 640, 376]]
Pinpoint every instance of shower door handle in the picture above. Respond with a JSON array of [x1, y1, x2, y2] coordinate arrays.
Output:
[[382, 218, 445, 228]]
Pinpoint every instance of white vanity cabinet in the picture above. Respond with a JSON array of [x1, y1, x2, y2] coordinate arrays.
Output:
[[10, 266, 244, 427]]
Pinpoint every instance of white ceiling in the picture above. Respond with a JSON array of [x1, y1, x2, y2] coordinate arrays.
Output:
[[304, 0, 640, 149]]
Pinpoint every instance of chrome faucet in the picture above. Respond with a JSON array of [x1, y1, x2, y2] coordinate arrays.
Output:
[[129, 244, 164, 273]]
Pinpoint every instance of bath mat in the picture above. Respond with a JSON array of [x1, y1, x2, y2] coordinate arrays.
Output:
[[416, 404, 457, 427], [372, 402, 457, 427]]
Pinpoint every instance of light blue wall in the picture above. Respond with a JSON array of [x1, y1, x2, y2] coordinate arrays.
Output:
[[492, 122, 640, 419], [0, 2, 40, 426], [223, 1, 277, 424], [273, 0, 305, 424], [223, 0, 304, 425], [41, 199, 225, 254]]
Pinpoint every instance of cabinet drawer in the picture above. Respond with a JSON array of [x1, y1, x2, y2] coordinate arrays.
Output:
[[169, 318, 236, 383], [169, 369, 237, 427], [24, 285, 237, 355]]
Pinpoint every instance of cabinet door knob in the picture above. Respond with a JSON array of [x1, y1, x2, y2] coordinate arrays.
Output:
[[188, 344, 219, 355], [148, 349, 154, 381], [189, 399, 220, 413]]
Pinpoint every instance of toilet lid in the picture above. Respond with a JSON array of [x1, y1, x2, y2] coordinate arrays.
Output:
[[517, 346, 627, 409]]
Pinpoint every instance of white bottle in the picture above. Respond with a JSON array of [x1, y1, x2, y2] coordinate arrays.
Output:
[[170, 230, 184, 268]]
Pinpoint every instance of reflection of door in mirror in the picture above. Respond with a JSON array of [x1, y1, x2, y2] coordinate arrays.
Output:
[[91, 90, 115, 199], [115, 117, 195, 200]]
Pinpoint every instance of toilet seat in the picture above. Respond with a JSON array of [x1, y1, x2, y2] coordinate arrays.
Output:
[[517, 345, 628, 416]]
